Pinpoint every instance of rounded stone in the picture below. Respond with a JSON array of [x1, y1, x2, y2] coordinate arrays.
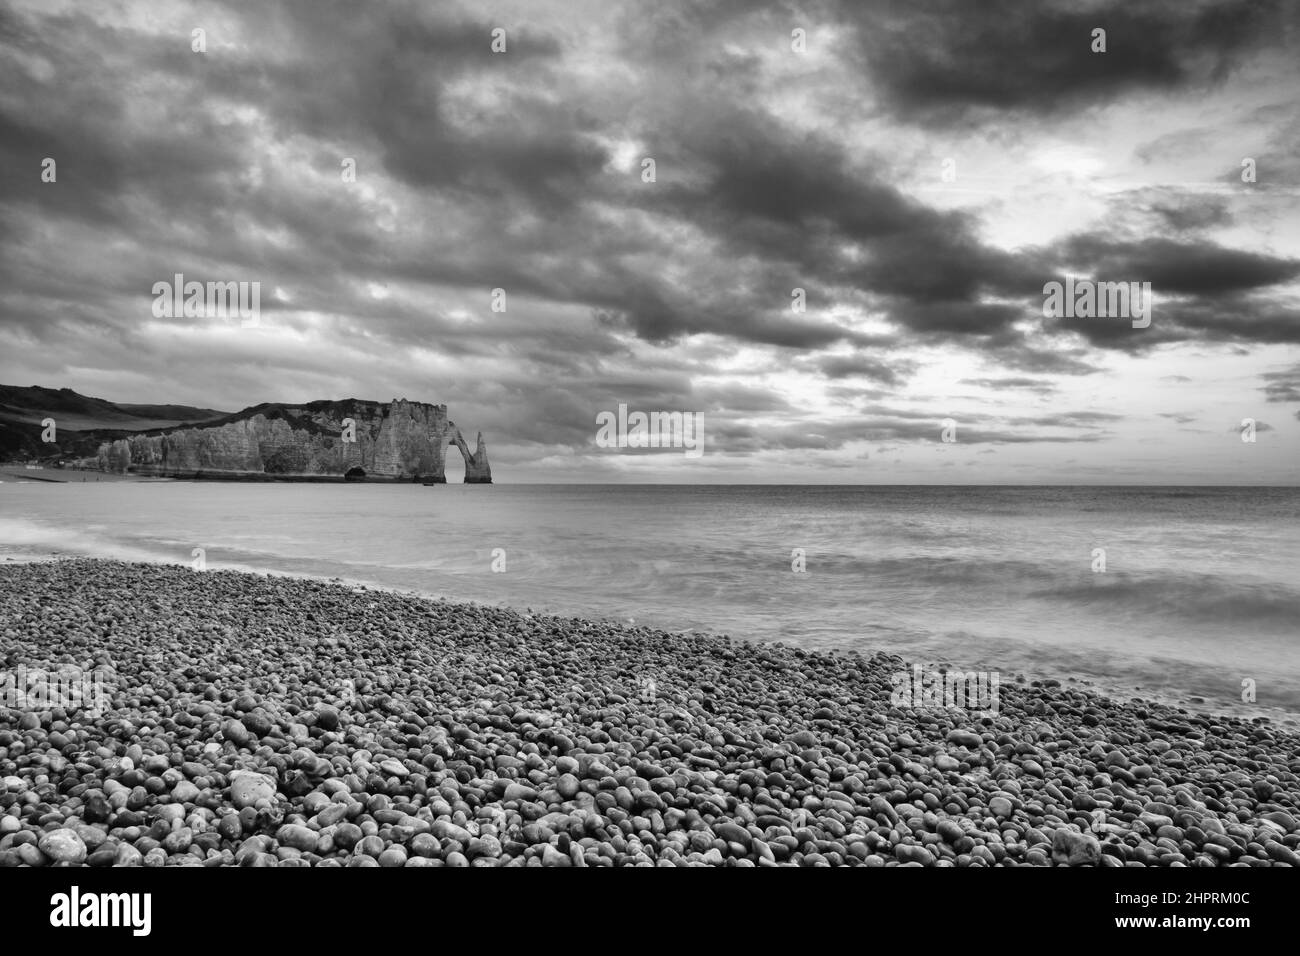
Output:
[[229, 771, 276, 809], [38, 829, 88, 865], [276, 824, 318, 852], [989, 797, 1014, 819], [333, 823, 363, 850], [551, 772, 579, 800]]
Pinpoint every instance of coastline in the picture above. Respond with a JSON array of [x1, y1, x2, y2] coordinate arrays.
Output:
[[0, 467, 169, 484], [0, 467, 486, 484], [2, 557, 1297, 867], [5, 542, 1292, 728]]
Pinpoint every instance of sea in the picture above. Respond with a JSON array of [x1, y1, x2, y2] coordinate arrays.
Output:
[[2, 483, 1298, 718]]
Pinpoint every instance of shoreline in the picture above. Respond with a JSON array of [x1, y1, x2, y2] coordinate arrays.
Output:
[[0, 466, 487, 484], [2, 558, 1298, 867], [0, 467, 170, 484], [5, 549, 1293, 727]]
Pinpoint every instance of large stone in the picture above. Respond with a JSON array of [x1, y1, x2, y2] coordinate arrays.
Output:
[[223, 718, 251, 747], [556, 774, 580, 800], [229, 771, 276, 809], [503, 782, 537, 803], [713, 822, 752, 849], [276, 824, 318, 852], [38, 829, 88, 864], [314, 706, 340, 731], [1051, 828, 1101, 866]]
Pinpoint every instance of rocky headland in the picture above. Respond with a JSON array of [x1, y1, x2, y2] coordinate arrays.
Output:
[[87, 399, 491, 483]]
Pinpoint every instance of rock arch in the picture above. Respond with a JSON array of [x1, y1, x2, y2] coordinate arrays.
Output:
[[447, 424, 492, 483]]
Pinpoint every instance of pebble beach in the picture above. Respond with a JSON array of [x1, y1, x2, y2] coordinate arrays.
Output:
[[2, 558, 1297, 867]]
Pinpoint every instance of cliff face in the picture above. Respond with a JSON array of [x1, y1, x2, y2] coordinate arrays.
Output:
[[92, 399, 492, 482], [0, 384, 227, 464]]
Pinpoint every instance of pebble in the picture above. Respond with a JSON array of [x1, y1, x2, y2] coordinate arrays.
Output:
[[1262, 811, 1296, 832], [989, 797, 1014, 819], [1051, 828, 1101, 866], [171, 780, 200, 803], [38, 829, 88, 865], [0, 558, 1296, 869], [896, 844, 936, 865], [468, 836, 502, 859], [223, 719, 251, 747], [276, 824, 318, 852], [333, 823, 363, 850], [503, 783, 536, 803], [229, 771, 276, 809], [556, 774, 581, 800]]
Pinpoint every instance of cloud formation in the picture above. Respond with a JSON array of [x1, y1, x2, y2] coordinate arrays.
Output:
[[0, 0, 1296, 481]]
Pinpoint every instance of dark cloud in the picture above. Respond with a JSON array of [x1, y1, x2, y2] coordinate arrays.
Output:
[[618, 107, 1045, 343], [960, 377, 1057, 393], [1037, 236, 1300, 351], [1146, 295, 1300, 347], [982, 339, 1101, 376], [839, 0, 1284, 126], [1261, 364, 1300, 403], [953, 429, 1110, 444], [1144, 192, 1235, 232], [1025, 411, 1124, 425], [889, 301, 1023, 335], [693, 383, 795, 414], [816, 354, 913, 384], [1052, 236, 1300, 298]]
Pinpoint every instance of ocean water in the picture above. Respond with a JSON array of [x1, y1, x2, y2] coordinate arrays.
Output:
[[2, 483, 1298, 716]]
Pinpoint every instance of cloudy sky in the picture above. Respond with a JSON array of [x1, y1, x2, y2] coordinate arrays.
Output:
[[2, 0, 1298, 482]]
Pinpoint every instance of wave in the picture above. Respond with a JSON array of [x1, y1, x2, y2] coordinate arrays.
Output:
[[0, 517, 176, 566], [1037, 573, 1300, 626]]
